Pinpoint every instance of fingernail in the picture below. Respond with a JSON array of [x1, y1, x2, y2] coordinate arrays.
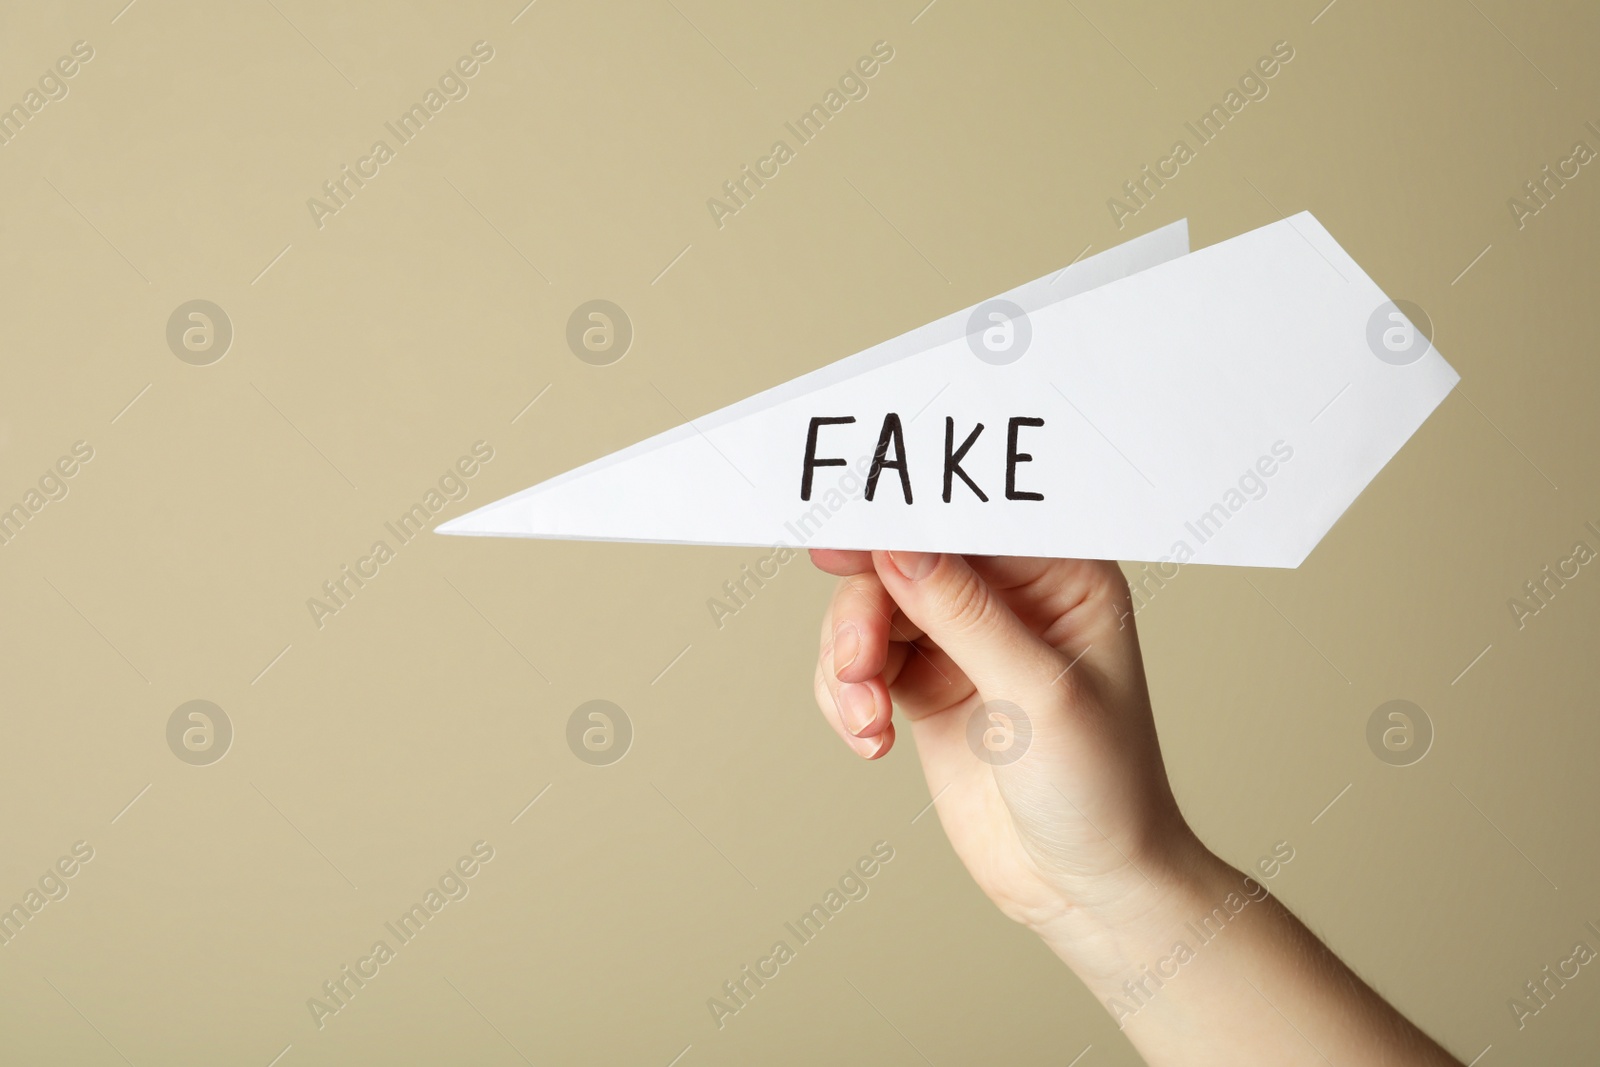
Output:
[[888, 551, 939, 581], [833, 623, 860, 675], [837, 682, 876, 737], [860, 730, 891, 759]]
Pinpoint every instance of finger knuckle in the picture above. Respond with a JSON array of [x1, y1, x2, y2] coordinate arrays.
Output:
[[812, 663, 834, 712], [940, 567, 997, 636], [841, 573, 873, 597], [1096, 559, 1131, 598]]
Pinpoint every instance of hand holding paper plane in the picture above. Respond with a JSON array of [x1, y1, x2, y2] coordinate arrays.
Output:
[[439, 213, 1456, 568]]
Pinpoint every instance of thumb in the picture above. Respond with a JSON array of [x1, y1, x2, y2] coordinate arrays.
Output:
[[872, 551, 1064, 707]]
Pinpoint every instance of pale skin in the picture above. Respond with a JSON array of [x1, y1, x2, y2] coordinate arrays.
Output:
[[810, 550, 1462, 1066]]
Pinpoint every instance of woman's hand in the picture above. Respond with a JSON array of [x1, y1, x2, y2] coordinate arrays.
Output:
[[810, 550, 1462, 1065], [810, 551, 1202, 960]]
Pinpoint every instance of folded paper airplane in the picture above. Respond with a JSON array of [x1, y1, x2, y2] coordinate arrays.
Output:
[[438, 213, 1457, 567]]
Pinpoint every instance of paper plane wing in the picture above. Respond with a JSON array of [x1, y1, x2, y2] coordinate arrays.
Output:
[[439, 213, 1457, 568]]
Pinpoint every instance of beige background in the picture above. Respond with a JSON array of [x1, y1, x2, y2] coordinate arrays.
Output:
[[0, 0, 1596, 1063]]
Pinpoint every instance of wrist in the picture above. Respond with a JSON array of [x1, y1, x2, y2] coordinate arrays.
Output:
[[1029, 829, 1241, 990]]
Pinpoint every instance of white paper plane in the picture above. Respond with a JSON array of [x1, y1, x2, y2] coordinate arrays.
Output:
[[438, 213, 1457, 568]]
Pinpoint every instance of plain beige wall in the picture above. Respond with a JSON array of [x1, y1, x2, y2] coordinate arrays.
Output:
[[0, 0, 1596, 1063]]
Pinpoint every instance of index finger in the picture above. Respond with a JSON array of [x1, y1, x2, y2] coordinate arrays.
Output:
[[809, 548, 873, 576]]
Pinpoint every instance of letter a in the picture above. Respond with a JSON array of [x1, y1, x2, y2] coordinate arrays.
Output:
[[865, 413, 912, 504]]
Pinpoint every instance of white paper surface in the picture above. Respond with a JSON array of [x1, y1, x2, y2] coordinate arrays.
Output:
[[438, 213, 1457, 568]]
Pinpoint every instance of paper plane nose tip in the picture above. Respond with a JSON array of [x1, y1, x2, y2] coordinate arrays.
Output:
[[435, 498, 515, 536]]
